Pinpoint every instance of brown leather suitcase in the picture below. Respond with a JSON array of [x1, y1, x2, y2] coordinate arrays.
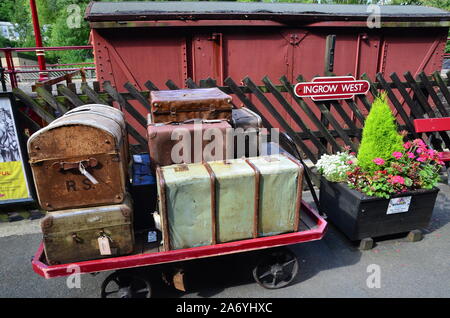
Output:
[[150, 88, 233, 124], [147, 118, 232, 167], [27, 111, 128, 211], [41, 195, 134, 265]]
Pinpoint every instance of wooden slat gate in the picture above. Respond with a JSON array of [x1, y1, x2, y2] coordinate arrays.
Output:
[[12, 71, 450, 182]]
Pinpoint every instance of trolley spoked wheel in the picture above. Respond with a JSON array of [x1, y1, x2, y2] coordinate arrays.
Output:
[[101, 271, 152, 298], [253, 247, 299, 289]]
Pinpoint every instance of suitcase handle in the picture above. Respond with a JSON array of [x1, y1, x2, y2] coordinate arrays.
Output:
[[52, 158, 98, 171]]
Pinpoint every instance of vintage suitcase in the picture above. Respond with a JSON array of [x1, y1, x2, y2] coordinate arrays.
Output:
[[27, 111, 128, 211], [150, 88, 233, 124], [230, 107, 262, 158], [155, 154, 304, 251], [247, 154, 304, 236], [41, 196, 134, 265], [156, 162, 214, 251], [208, 159, 256, 243], [63, 104, 129, 164], [147, 118, 232, 167]]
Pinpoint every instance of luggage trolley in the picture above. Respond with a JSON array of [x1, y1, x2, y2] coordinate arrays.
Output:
[[32, 134, 327, 297], [32, 200, 326, 297]]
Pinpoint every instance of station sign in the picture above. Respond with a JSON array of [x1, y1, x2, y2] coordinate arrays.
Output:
[[294, 76, 370, 101]]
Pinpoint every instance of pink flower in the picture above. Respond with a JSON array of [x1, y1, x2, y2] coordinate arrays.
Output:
[[346, 160, 353, 165], [392, 176, 405, 184], [403, 142, 411, 149], [413, 139, 426, 148], [416, 148, 424, 154], [350, 152, 356, 156], [392, 152, 403, 159], [407, 152, 415, 159], [373, 158, 385, 166], [417, 156, 426, 162]]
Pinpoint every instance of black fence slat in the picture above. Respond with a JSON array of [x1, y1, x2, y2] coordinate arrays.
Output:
[[165, 80, 179, 90], [361, 73, 379, 99], [57, 84, 84, 107], [81, 83, 109, 105], [280, 75, 341, 153], [404, 71, 450, 150], [126, 123, 148, 151], [144, 81, 159, 91], [124, 82, 151, 112], [243, 76, 318, 162], [223, 77, 273, 130], [418, 72, 450, 118], [377, 73, 419, 138], [315, 100, 358, 153], [432, 72, 450, 109], [262, 76, 329, 155], [103, 81, 147, 129], [13, 88, 55, 124], [35, 86, 68, 116], [404, 72, 439, 119], [186, 78, 199, 88], [345, 99, 366, 126], [329, 100, 360, 136]]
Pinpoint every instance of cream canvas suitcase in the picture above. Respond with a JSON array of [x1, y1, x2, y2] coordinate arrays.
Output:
[[155, 154, 304, 251]]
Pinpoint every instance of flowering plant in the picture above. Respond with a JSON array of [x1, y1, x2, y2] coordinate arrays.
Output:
[[316, 95, 443, 199], [345, 139, 443, 198], [316, 151, 358, 182]]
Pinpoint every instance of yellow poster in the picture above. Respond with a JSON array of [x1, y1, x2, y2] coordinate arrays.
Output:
[[0, 95, 32, 204], [0, 161, 28, 201]]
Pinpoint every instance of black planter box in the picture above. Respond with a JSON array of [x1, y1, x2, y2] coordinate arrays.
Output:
[[319, 177, 440, 241]]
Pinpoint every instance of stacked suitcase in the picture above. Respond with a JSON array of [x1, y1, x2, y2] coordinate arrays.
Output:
[[28, 104, 134, 265], [148, 88, 305, 251]]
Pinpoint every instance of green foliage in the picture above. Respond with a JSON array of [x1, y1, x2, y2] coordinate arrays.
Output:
[[0, 1, 15, 22], [356, 94, 404, 173]]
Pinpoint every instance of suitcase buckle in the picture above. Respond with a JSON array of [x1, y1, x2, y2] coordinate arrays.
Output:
[[72, 233, 83, 244]]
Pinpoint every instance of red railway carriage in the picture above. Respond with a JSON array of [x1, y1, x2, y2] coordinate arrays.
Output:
[[85, 2, 450, 136]]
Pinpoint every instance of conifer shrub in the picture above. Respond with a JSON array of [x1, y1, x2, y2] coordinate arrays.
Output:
[[357, 93, 404, 173]]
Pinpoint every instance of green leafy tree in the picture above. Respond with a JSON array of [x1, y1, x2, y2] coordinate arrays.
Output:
[[357, 94, 404, 173]]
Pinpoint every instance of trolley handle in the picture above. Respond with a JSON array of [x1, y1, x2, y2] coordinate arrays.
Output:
[[279, 132, 322, 216]]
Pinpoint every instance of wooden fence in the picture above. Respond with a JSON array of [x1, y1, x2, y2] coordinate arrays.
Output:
[[12, 71, 450, 166]]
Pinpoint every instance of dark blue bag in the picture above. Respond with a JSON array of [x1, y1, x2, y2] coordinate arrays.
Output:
[[132, 154, 155, 186]]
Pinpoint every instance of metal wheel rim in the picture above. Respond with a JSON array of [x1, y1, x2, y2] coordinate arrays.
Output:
[[101, 272, 152, 298], [253, 248, 299, 289]]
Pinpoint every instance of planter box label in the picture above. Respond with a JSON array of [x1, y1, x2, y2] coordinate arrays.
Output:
[[387, 196, 412, 214]]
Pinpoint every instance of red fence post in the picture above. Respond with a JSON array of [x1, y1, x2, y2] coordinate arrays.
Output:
[[29, 0, 48, 81], [4, 49, 18, 89]]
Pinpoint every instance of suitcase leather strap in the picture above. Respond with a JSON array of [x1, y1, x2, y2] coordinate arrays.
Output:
[[51, 157, 98, 171]]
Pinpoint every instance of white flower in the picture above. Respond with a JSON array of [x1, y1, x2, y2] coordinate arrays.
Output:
[[316, 152, 357, 182]]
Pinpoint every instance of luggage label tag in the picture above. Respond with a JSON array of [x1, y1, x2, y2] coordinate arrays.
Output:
[[98, 233, 112, 255], [79, 162, 99, 185]]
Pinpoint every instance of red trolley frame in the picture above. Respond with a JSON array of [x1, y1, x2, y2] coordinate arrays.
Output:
[[32, 200, 327, 279]]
